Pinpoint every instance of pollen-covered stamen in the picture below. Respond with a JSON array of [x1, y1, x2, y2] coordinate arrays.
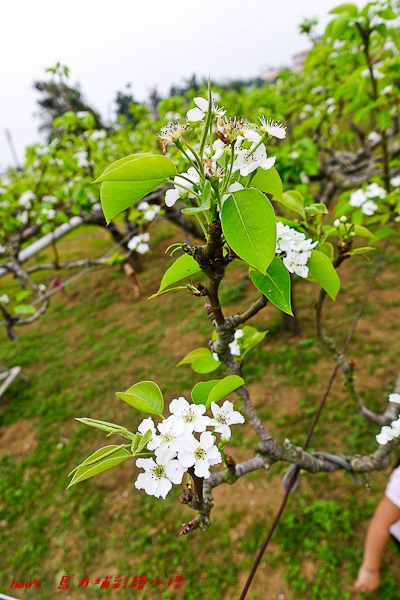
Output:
[[183, 410, 195, 424], [152, 464, 167, 478], [161, 432, 174, 443], [194, 447, 206, 461], [258, 115, 287, 139], [158, 121, 189, 154], [216, 115, 245, 145], [215, 413, 228, 425], [203, 159, 224, 179]]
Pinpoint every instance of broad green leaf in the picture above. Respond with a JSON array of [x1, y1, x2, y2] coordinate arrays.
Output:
[[100, 180, 167, 224], [221, 188, 276, 274], [14, 304, 36, 315], [305, 203, 328, 215], [94, 153, 176, 223], [352, 224, 376, 239], [68, 445, 131, 487], [246, 167, 283, 198], [94, 153, 176, 182], [192, 353, 221, 374], [308, 250, 340, 300], [178, 347, 214, 366], [15, 290, 32, 303], [192, 380, 220, 405], [152, 254, 201, 297], [276, 191, 306, 217], [207, 375, 244, 407], [182, 180, 211, 215], [249, 258, 292, 315], [116, 381, 164, 416], [329, 4, 358, 16], [370, 227, 395, 243], [318, 242, 334, 261]]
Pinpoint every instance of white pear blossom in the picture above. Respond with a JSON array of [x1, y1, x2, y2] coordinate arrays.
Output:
[[177, 431, 221, 478], [360, 200, 378, 216], [232, 144, 276, 177], [158, 122, 189, 154], [368, 131, 380, 144], [138, 417, 156, 438], [391, 175, 400, 188], [74, 150, 90, 168], [41, 208, 56, 219], [209, 401, 245, 440], [229, 328, 244, 357], [290, 151, 299, 159], [90, 130, 107, 140], [164, 167, 200, 207], [376, 418, 400, 445], [389, 394, 400, 404], [258, 116, 287, 139], [19, 191, 35, 209], [382, 84, 393, 95], [147, 416, 185, 454], [186, 97, 226, 122], [276, 222, 318, 279], [168, 397, 211, 433], [17, 210, 29, 225], [365, 182, 386, 199], [0, 294, 10, 304], [135, 455, 185, 499], [349, 189, 367, 207], [127, 232, 150, 253]]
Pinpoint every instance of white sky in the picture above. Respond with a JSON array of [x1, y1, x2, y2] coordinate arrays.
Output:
[[0, 0, 359, 170]]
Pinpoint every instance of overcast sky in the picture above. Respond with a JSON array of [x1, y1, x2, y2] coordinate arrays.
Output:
[[0, 0, 360, 171]]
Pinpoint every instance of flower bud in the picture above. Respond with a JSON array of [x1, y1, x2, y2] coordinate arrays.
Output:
[[333, 219, 340, 227], [340, 215, 347, 222]]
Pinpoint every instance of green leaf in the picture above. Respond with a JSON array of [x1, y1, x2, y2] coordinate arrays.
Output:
[[14, 304, 36, 315], [370, 227, 396, 243], [75, 417, 133, 439], [182, 180, 211, 215], [207, 375, 244, 407], [177, 347, 212, 366], [377, 110, 391, 131], [329, 4, 358, 16], [308, 250, 340, 300], [68, 445, 131, 488], [116, 381, 164, 416], [95, 153, 176, 223], [151, 254, 201, 297], [246, 167, 283, 198], [276, 191, 305, 217], [15, 290, 32, 303], [350, 247, 377, 257], [94, 153, 175, 182], [148, 286, 187, 299], [318, 242, 334, 261], [133, 429, 153, 454], [305, 203, 328, 215], [192, 354, 221, 374], [221, 188, 276, 274], [249, 258, 292, 315], [241, 326, 267, 358], [192, 380, 220, 405], [191, 375, 244, 409]]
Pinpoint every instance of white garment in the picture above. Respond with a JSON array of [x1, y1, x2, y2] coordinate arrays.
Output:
[[385, 465, 400, 542]]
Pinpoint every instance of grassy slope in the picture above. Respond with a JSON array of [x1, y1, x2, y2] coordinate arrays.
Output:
[[0, 220, 399, 600]]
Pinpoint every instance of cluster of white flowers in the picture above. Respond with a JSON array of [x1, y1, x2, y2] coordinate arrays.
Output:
[[135, 397, 245, 499], [0, 294, 9, 304], [137, 201, 161, 222], [275, 222, 318, 278], [349, 182, 386, 216], [17, 210, 29, 225], [19, 191, 36, 209], [127, 232, 150, 254], [376, 394, 400, 445]]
